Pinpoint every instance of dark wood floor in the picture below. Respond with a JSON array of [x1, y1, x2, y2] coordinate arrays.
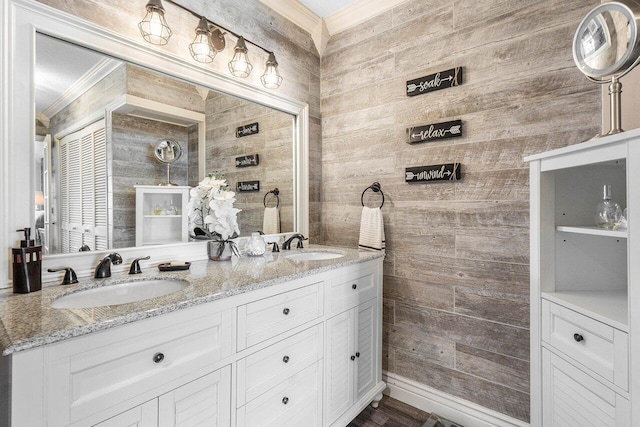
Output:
[[348, 395, 431, 427]]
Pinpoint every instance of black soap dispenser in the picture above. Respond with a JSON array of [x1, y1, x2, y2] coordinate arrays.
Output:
[[12, 228, 42, 293]]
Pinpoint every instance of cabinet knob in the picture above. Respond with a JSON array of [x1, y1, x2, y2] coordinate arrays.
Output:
[[352, 284, 357, 290], [282, 396, 289, 405], [351, 355, 356, 361], [573, 333, 584, 343], [283, 308, 290, 315], [283, 355, 290, 363], [153, 352, 165, 363], [356, 352, 360, 358]]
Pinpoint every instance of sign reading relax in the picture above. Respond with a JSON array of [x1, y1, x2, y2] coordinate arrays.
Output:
[[405, 163, 461, 183], [406, 67, 462, 97], [407, 120, 463, 143]]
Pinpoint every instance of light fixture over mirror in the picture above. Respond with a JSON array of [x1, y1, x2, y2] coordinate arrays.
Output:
[[138, 0, 283, 89], [573, 1, 640, 136]]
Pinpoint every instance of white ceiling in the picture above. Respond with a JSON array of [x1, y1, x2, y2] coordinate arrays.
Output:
[[298, 0, 359, 17]]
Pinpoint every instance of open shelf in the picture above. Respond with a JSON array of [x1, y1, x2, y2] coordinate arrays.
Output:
[[542, 290, 628, 332], [556, 226, 627, 239]]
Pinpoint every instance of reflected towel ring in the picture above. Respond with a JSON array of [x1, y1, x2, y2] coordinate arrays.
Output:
[[264, 188, 280, 208], [361, 182, 384, 208]]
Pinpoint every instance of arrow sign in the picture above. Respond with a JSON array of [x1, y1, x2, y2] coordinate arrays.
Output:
[[406, 67, 462, 97], [236, 122, 259, 138], [237, 181, 260, 192], [407, 120, 463, 144], [405, 163, 461, 183]]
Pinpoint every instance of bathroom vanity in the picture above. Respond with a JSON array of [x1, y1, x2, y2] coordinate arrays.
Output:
[[0, 246, 384, 427]]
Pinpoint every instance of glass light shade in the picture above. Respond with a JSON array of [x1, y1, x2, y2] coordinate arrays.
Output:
[[189, 18, 215, 63], [261, 53, 283, 89], [138, 0, 172, 45], [228, 37, 253, 78]]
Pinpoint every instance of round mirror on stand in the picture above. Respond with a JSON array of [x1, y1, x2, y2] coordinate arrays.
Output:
[[153, 139, 183, 186], [573, 1, 640, 136]]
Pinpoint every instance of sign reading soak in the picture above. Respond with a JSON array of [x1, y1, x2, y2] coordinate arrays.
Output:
[[236, 122, 259, 138], [407, 120, 462, 143], [235, 154, 259, 168], [406, 67, 462, 97], [405, 163, 461, 183], [237, 181, 260, 192]]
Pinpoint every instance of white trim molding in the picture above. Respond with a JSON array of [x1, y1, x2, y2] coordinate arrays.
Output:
[[259, 0, 321, 36], [323, 0, 410, 35], [383, 372, 530, 427]]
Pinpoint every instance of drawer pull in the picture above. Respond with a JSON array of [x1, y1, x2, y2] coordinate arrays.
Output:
[[351, 355, 356, 361], [282, 396, 289, 405], [283, 308, 290, 315], [356, 352, 360, 358], [573, 333, 584, 343], [352, 284, 357, 290], [153, 352, 165, 363], [283, 355, 290, 363]]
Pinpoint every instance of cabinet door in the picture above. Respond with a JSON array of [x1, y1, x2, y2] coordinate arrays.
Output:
[[355, 298, 378, 401], [93, 399, 158, 427], [158, 365, 231, 427], [325, 309, 355, 425]]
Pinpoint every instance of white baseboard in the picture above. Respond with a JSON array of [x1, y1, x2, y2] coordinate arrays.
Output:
[[383, 372, 530, 427]]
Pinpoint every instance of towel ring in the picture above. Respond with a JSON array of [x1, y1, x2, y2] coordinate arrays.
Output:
[[264, 188, 280, 208], [361, 182, 384, 208]]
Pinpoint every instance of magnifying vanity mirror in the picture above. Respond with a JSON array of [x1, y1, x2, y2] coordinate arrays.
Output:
[[573, 1, 640, 136], [154, 139, 183, 186]]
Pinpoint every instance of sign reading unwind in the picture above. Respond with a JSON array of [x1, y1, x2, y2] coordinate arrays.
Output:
[[405, 163, 461, 183]]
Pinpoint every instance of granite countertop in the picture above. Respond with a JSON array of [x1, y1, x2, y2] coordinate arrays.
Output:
[[0, 245, 383, 356]]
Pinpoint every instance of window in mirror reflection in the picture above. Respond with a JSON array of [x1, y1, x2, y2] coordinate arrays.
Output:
[[34, 33, 295, 255]]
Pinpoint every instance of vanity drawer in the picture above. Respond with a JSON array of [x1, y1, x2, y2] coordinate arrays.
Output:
[[542, 299, 628, 391], [237, 282, 323, 350], [236, 361, 322, 427], [327, 267, 376, 315], [46, 308, 233, 425], [237, 324, 323, 407]]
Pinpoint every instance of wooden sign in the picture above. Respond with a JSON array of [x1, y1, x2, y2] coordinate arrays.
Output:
[[237, 181, 260, 192], [405, 163, 461, 183], [235, 154, 259, 168], [236, 122, 259, 138], [406, 67, 462, 97], [407, 120, 463, 144]]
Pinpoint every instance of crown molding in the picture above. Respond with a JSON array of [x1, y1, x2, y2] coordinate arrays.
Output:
[[42, 59, 123, 118], [324, 0, 410, 35], [258, 0, 322, 36]]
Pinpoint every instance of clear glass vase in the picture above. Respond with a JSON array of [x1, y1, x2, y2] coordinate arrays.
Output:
[[595, 184, 622, 229]]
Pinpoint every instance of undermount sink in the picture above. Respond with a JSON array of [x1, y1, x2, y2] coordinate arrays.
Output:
[[51, 279, 190, 309], [282, 251, 344, 261]]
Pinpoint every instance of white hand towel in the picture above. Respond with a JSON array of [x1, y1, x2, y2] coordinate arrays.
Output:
[[358, 206, 385, 251], [263, 207, 280, 235]]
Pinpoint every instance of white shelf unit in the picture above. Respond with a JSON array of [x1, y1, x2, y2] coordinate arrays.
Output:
[[135, 185, 190, 247], [527, 130, 640, 426]]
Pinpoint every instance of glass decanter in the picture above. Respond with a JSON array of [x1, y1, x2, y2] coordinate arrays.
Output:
[[594, 184, 622, 229], [245, 232, 266, 256]]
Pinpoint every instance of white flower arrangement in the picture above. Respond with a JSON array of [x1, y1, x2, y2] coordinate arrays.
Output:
[[186, 173, 241, 241]]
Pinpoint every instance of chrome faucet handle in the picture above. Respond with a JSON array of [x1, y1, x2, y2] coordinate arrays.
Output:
[[129, 256, 151, 274], [47, 267, 79, 285]]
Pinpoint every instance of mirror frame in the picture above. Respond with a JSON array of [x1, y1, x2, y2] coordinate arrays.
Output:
[[0, 0, 309, 286]]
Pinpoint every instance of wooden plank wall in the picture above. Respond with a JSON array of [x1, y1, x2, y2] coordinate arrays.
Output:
[[320, 0, 601, 422]]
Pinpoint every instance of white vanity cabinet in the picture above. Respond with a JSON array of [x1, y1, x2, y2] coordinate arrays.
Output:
[[527, 131, 640, 426], [3, 257, 384, 427], [135, 185, 190, 247]]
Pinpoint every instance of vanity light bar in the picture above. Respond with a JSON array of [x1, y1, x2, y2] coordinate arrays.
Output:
[[138, 0, 283, 89]]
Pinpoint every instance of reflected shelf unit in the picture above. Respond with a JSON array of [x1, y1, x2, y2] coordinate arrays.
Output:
[[135, 185, 190, 247], [527, 129, 640, 426]]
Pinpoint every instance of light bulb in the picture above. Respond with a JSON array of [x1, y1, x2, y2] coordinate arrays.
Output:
[[189, 17, 216, 63], [228, 37, 253, 78], [261, 53, 283, 89], [138, 0, 172, 45]]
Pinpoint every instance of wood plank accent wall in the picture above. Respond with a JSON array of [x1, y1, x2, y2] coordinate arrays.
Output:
[[320, 0, 601, 422]]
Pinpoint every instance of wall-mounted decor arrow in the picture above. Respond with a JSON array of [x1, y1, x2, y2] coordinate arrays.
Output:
[[406, 67, 462, 97], [405, 163, 461, 183], [407, 120, 463, 144]]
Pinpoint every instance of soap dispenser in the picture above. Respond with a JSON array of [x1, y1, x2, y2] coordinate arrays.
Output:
[[12, 228, 43, 293]]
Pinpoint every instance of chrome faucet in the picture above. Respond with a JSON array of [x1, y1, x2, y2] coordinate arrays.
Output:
[[282, 234, 306, 250], [94, 253, 123, 278]]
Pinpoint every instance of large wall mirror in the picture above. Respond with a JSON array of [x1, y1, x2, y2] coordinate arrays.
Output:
[[1, 0, 309, 285], [35, 34, 295, 255]]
